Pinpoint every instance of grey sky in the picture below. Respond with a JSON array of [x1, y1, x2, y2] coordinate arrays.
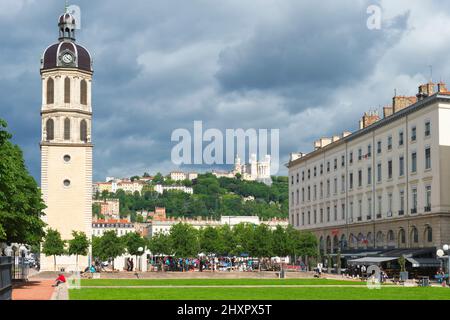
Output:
[[0, 0, 447, 181]]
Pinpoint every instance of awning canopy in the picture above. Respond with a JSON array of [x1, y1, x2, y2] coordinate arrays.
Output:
[[347, 257, 399, 265], [406, 257, 442, 268]]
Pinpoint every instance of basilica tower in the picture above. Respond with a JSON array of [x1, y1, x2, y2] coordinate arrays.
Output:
[[40, 9, 93, 271]]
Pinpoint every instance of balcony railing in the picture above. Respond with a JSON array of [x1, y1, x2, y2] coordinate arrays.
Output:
[[398, 210, 404, 216], [367, 215, 372, 220], [411, 208, 417, 214], [357, 217, 362, 222], [424, 206, 431, 212], [376, 214, 382, 219]]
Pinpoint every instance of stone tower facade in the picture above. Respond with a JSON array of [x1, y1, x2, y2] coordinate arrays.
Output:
[[40, 9, 93, 271]]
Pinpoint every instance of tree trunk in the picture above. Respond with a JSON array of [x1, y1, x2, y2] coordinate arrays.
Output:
[[76, 254, 79, 271], [53, 255, 56, 271]]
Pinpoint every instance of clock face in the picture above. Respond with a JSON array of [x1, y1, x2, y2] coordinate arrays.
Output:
[[62, 53, 74, 64]]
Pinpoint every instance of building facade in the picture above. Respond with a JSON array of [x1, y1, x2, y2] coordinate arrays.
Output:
[[92, 219, 135, 237], [287, 82, 450, 256], [40, 9, 93, 271]]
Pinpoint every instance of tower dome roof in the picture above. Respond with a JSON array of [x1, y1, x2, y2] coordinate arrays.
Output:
[[41, 41, 92, 72], [41, 8, 92, 73]]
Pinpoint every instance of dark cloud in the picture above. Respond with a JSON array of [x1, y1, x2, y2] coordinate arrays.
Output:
[[1, 0, 444, 182]]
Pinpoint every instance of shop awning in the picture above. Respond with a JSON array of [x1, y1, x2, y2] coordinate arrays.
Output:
[[406, 257, 442, 268], [347, 257, 399, 265]]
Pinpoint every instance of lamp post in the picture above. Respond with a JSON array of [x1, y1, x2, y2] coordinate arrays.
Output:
[[437, 244, 450, 285], [138, 247, 144, 272]]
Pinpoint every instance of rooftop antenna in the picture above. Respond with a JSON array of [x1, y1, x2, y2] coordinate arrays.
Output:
[[394, 88, 397, 97]]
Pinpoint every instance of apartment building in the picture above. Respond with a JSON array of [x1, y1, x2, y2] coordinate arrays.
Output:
[[287, 82, 450, 256]]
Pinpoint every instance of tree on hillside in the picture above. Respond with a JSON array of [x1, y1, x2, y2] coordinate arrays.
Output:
[[0, 119, 46, 244], [68, 231, 90, 269], [42, 229, 66, 271], [93, 230, 125, 270], [169, 223, 199, 258]]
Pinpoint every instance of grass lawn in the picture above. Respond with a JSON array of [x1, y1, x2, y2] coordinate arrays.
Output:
[[69, 278, 450, 300], [80, 278, 366, 287]]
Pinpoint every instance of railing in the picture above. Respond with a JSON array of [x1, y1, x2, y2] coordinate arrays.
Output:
[[411, 208, 417, 214], [357, 217, 362, 222], [376, 214, 382, 219], [366, 215, 372, 220], [398, 210, 404, 216], [424, 206, 431, 212], [0, 257, 13, 300]]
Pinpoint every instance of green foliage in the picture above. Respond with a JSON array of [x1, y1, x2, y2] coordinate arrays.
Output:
[[99, 173, 288, 222], [42, 228, 66, 270], [92, 230, 125, 267], [0, 118, 46, 244], [68, 231, 90, 258], [148, 232, 172, 256], [199, 226, 221, 255], [169, 223, 200, 258], [122, 232, 146, 257]]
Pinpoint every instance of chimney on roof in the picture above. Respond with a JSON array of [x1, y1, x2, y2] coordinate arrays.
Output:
[[383, 106, 393, 118], [438, 81, 448, 93], [417, 82, 435, 100], [359, 111, 380, 129], [314, 137, 332, 150], [393, 96, 417, 113]]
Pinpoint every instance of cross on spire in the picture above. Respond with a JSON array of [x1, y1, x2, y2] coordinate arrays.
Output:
[[65, 0, 69, 13]]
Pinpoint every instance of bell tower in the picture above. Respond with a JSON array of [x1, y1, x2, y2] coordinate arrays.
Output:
[[40, 7, 93, 271]]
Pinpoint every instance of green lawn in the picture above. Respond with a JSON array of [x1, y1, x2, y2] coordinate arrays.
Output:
[[70, 286, 450, 300], [80, 278, 366, 287], [68, 278, 450, 300]]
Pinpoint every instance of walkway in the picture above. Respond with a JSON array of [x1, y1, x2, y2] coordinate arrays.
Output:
[[12, 280, 56, 300], [81, 284, 399, 289]]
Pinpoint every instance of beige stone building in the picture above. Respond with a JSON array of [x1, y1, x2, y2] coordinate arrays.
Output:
[[40, 10, 93, 271], [287, 82, 450, 258]]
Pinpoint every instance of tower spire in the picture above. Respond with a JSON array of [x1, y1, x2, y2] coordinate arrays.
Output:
[[65, 0, 69, 13]]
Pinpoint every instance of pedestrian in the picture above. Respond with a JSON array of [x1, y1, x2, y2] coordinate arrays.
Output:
[[52, 273, 66, 287]]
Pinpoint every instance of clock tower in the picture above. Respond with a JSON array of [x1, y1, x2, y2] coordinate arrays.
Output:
[[40, 8, 93, 271]]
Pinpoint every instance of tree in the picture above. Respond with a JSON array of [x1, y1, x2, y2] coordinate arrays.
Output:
[[152, 172, 165, 184], [42, 229, 66, 271], [199, 226, 220, 255], [272, 226, 289, 257], [0, 119, 46, 244], [122, 232, 146, 270], [93, 230, 125, 270], [251, 224, 273, 258], [169, 223, 199, 258], [148, 232, 172, 256], [68, 231, 90, 269], [217, 224, 235, 256]]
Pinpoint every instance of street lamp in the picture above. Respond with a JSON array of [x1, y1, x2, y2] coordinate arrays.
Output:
[[437, 244, 450, 285], [138, 247, 144, 272]]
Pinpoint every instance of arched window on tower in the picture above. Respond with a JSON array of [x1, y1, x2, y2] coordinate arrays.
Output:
[[64, 118, 71, 140], [80, 79, 87, 105], [46, 118, 54, 141], [64, 77, 71, 103], [80, 119, 87, 142], [47, 78, 54, 104]]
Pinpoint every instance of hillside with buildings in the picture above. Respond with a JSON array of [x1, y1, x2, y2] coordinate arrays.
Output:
[[93, 172, 288, 222]]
